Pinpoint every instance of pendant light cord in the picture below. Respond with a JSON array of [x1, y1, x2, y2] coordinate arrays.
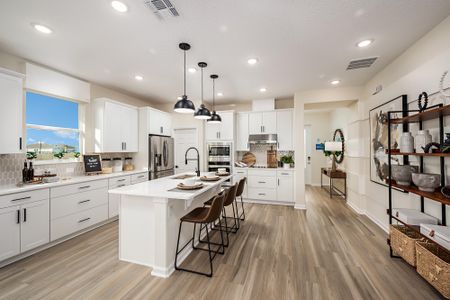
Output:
[[183, 50, 186, 96], [201, 66, 203, 103], [212, 77, 215, 110]]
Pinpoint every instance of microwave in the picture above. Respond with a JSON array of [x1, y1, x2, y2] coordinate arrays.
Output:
[[207, 142, 232, 162]]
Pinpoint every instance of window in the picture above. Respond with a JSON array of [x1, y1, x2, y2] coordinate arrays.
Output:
[[26, 92, 81, 161]]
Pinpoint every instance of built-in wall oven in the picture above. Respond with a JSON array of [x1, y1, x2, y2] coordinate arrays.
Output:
[[207, 142, 232, 173]]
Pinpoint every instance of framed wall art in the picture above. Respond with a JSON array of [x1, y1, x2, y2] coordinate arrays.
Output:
[[369, 95, 408, 187]]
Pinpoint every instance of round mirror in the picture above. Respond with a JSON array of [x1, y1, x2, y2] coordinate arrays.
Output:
[[333, 129, 344, 164]]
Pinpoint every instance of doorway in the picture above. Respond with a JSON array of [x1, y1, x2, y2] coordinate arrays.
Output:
[[304, 125, 312, 185], [173, 128, 199, 174]]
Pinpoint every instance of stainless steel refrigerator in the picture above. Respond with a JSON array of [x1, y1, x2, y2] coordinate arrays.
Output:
[[149, 135, 174, 180]]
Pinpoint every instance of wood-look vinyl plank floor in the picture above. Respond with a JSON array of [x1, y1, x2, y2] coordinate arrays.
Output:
[[0, 186, 442, 300]]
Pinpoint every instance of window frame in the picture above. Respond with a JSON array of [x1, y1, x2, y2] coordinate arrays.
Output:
[[25, 90, 85, 165]]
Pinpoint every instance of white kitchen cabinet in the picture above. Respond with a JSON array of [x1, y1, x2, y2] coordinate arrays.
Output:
[[20, 199, 50, 252], [276, 110, 293, 150], [236, 113, 249, 151], [205, 111, 234, 141], [0, 189, 49, 261], [0, 205, 21, 261], [94, 98, 139, 153], [108, 175, 131, 218], [248, 111, 276, 134], [277, 171, 294, 203], [142, 107, 172, 136], [0, 70, 24, 154], [233, 169, 248, 198]]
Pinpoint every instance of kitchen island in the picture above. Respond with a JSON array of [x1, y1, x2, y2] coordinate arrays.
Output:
[[109, 172, 232, 278]]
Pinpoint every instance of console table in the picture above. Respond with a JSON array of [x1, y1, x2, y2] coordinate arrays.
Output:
[[320, 168, 347, 199]]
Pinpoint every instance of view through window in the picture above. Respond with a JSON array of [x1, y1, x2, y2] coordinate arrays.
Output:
[[26, 92, 80, 160]]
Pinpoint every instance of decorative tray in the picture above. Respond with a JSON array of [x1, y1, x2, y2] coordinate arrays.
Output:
[[177, 183, 204, 190], [200, 176, 220, 181]]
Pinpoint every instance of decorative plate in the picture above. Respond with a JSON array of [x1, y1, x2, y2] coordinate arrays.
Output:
[[177, 183, 204, 190], [200, 176, 220, 181]]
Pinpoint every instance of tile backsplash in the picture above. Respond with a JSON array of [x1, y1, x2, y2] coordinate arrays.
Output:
[[236, 144, 294, 166], [0, 152, 135, 186]]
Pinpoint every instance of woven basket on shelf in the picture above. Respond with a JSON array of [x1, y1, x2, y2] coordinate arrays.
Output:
[[390, 225, 424, 266], [416, 242, 450, 299]]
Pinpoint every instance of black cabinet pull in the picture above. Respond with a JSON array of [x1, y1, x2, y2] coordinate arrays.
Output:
[[19, 137, 22, 150], [78, 217, 91, 223], [11, 196, 31, 202], [17, 210, 20, 224], [78, 199, 91, 204], [117, 178, 126, 182], [137, 175, 145, 178], [118, 184, 126, 187], [23, 208, 27, 222], [79, 185, 90, 189]]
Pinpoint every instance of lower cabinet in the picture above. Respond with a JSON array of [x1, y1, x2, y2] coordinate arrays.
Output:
[[51, 205, 108, 241], [108, 175, 131, 218], [236, 168, 295, 204], [0, 190, 49, 261]]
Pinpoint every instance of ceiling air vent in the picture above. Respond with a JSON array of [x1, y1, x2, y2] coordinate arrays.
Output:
[[346, 57, 378, 70], [144, 0, 180, 18]]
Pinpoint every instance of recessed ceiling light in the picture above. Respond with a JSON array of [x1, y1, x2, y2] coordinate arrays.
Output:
[[32, 23, 52, 34], [247, 58, 258, 65], [111, 1, 128, 12], [260, 87, 267, 92], [331, 80, 340, 85], [357, 39, 373, 48], [135, 75, 143, 81], [217, 92, 223, 97], [188, 67, 197, 73]]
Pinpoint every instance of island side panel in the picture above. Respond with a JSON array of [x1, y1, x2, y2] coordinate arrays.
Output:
[[119, 195, 155, 267]]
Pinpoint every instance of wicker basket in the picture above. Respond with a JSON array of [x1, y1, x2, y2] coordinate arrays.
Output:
[[416, 242, 450, 299], [390, 225, 424, 266]]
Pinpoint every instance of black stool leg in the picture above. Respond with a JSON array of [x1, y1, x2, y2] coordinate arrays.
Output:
[[205, 224, 213, 277], [240, 195, 246, 220]]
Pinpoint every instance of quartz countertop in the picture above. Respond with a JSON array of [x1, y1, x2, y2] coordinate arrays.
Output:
[[234, 167, 295, 171], [109, 172, 232, 200], [0, 169, 148, 196]]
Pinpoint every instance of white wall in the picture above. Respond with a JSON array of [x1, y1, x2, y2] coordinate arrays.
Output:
[[304, 111, 331, 186]]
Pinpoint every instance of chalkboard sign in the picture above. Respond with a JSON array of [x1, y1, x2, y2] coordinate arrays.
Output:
[[83, 154, 102, 174]]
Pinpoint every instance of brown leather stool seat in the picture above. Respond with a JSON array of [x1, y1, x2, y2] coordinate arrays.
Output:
[[174, 193, 226, 277]]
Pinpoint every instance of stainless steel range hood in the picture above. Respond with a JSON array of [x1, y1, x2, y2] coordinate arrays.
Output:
[[248, 134, 278, 145]]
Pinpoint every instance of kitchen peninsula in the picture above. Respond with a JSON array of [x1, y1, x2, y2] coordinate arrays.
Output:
[[109, 172, 232, 278]]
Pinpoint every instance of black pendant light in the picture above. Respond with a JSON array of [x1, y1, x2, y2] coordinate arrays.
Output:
[[174, 43, 195, 114], [194, 62, 212, 119], [208, 74, 222, 124]]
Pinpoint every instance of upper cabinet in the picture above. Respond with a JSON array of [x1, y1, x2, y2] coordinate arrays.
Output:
[[94, 98, 138, 153], [141, 107, 172, 136], [276, 110, 293, 151], [0, 69, 24, 154], [205, 111, 234, 141], [236, 112, 249, 151], [248, 111, 277, 134]]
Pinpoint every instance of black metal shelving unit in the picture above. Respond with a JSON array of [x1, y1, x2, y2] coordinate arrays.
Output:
[[386, 102, 450, 257]]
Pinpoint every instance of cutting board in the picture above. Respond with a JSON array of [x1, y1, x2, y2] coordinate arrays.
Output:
[[242, 152, 256, 167], [267, 150, 277, 168]]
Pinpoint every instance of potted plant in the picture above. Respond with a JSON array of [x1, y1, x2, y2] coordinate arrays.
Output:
[[280, 155, 294, 169]]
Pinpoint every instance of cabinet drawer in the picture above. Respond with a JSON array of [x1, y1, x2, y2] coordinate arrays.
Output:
[[51, 179, 108, 198], [51, 204, 108, 241], [277, 171, 294, 177], [131, 172, 148, 184], [51, 188, 108, 220], [0, 189, 49, 209], [248, 169, 276, 177], [109, 176, 131, 188], [248, 176, 277, 189], [248, 188, 277, 201], [234, 169, 248, 176]]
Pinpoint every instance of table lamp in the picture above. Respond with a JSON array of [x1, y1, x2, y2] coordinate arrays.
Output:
[[325, 141, 343, 172]]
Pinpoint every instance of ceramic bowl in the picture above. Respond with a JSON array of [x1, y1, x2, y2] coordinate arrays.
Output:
[[391, 165, 418, 186], [412, 173, 441, 192], [184, 178, 197, 186]]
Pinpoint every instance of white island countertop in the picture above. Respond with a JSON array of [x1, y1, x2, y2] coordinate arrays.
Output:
[[109, 172, 232, 200]]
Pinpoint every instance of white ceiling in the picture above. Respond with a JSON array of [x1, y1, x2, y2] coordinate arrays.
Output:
[[0, 0, 450, 105]]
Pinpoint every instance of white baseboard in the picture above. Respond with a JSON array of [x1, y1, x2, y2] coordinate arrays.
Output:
[[366, 212, 389, 234], [347, 201, 364, 215], [294, 203, 306, 210]]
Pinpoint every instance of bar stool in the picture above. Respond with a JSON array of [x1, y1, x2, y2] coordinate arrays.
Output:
[[174, 193, 226, 277], [200, 183, 239, 248], [236, 177, 247, 221]]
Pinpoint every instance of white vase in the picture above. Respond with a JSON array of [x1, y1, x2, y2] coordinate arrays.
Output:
[[414, 130, 432, 153], [399, 132, 414, 153], [283, 163, 290, 169]]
